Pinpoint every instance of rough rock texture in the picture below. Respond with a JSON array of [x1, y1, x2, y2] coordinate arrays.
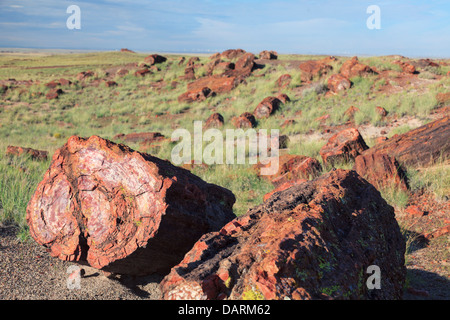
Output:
[[320, 128, 369, 165], [160, 169, 406, 300], [178, 86, 215, 103], [359, 116, 449, 168], [26, 136, 236, 276], [256, 154, 322, 186], [46, 88, 63, 100], [221, 49, 246, 60], [231, 112, 257, 129], [299, 60, 333, 82], [253, 96, 282, 119], [263, 178, 307, 202], [259, 50, 278, 60], [6, 146, 48, 161], [354, 152, 409, 191], [204, 113, 225, 129], [393, 60, 416, 74], [340, 56, 376, 78], [276, 74, 292, 88], [144, 54, 167, 65], [327, 74, 351, 93]]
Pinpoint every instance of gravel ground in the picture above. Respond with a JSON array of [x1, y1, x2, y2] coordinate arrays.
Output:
[[0, 224, 162, 300]]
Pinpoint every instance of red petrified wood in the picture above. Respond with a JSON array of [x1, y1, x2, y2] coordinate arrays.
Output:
[[160, 169, 406, 300], [26, 136, 236, 276]]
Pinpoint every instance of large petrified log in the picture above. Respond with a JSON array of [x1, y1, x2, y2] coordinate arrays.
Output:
[[160, 169, 406, 300], [320, 128, 369, 166], [26, 135, 236, 276], [360, 116, 449, 168]]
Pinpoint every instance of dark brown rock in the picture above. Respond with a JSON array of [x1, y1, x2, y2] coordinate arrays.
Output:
[[299, 60, 333, 82], [144, 54, 167, 65], [354, 152, 409, 191], [6, 146, 48, 161], [359, 116, 450, 168], [204, 113, 225, 129], [232, 112, 256, 129], [259, 50, 278, 60], [253, 96, 282, 119], [26, 135, 236, 276], [320, 128, 369, 165], [160, 169, 406, 300]]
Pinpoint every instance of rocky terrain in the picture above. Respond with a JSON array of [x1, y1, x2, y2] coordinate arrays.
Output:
[[0, 49, 448, 300]]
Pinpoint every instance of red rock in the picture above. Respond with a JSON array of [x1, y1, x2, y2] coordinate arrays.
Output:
[[376, 136, 388, 144], [220, 49, 246, 60], [253, 96, 282, 119], [6, 146, 48, 161], [181, 66, 196, 81], [299, 60, 333, 82], [46, 88, 63, 100], [186, 57, 200, 67], [405, 205, 424, 217], [59, 78, 72, 86], [160, 169, 406, 300], [76, 71, 94, 81], [231, 112, 256, 129], [143, 54, 167, 65], [276, 93, 290, 104], [134, 68, 151, 77], [178, 86, 215, 103], [359, 116, 449, 168], [26, 135, 236, 275], [255, 154, 322, 186], [104, 81, 117, 87], [263, 179, 307, 202], [120, 48, 135, 53], [113, 132, 166, 146], [393, 60, 416, 74], [436, 92, 450, 105], [204, 113, 224, 129], [45, 80, 59, 89], [375, 106, 388, 117], [320, 128, 369, 166], [340, 56, 376, 78], [276, 74, 292, 88], [344, 106, 360, 119], [259, 50, 278, 60], [315, 114, 330, 122], [354, 152, 409, 191], [327, 74, 351, 93], [423, 225, 450, 240], [281, 119, 296, 128]]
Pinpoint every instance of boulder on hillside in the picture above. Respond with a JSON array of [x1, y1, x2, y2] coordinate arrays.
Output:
[[253, 96, 282, 119], [221, 49, 246, 60], [6, 146, 48, 161], [327, 74, 351, 93], [255, 154, 322, 186], [204, 113, 225, 129], [320, 128, 369, 166], [359, 116, 450, 168], [26, 136, 236, 276], [299, 60, 333, 82], [340, 56, 376, 79], [144, 54, 167, 65], [160, 169, 406, 300], [231, 112, 256, 129], [354, 152, 409, 191], [259, 50, 278, 60]]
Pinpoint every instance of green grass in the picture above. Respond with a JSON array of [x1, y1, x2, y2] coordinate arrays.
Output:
[[1, 51, 448, 239]]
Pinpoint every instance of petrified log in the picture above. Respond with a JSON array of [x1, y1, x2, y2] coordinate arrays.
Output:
[[26, 135, 236, 276], [360, 116, 449, 168], [320, 128, 369, 166], [160, 169, 406, 300], [6, 146, 48, 161], [253, 96, 282, 119]]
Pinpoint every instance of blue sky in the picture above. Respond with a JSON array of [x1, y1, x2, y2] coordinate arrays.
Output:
[[1, 0, 450, 57]]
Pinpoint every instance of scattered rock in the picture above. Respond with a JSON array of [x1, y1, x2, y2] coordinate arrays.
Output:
[[6, 146, 48, 161], [320, 128, 369, 166], [76, 71, 94, 81], [375, 106, 388, 117], [26, 135, 236, 276], [113, 132, 166, 145], [276, 93, 290, 104], [220, 49, 246, 60], [354, 152, 409, 191], [134, 69, 151, 77], [120, 48, 135, 53], [255, 154, 322, 186], [276, 74, 292, 88], [299, 60, 333, 82], [405, 205, 425, 217], [340, 56, 376, 78], [259, 50, 278, 60], [393, 60, 416, 74], [327, 74, 351, 93], [232, 112, 256, 129], [359, 116, 449, 168], [204, 113, 225, 129], [178, 87, 215, 103], [144, 54, 167, 65], [46, 88, 63, 100], [160, 169, 406, 300], [254, 96, 282, 119]]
